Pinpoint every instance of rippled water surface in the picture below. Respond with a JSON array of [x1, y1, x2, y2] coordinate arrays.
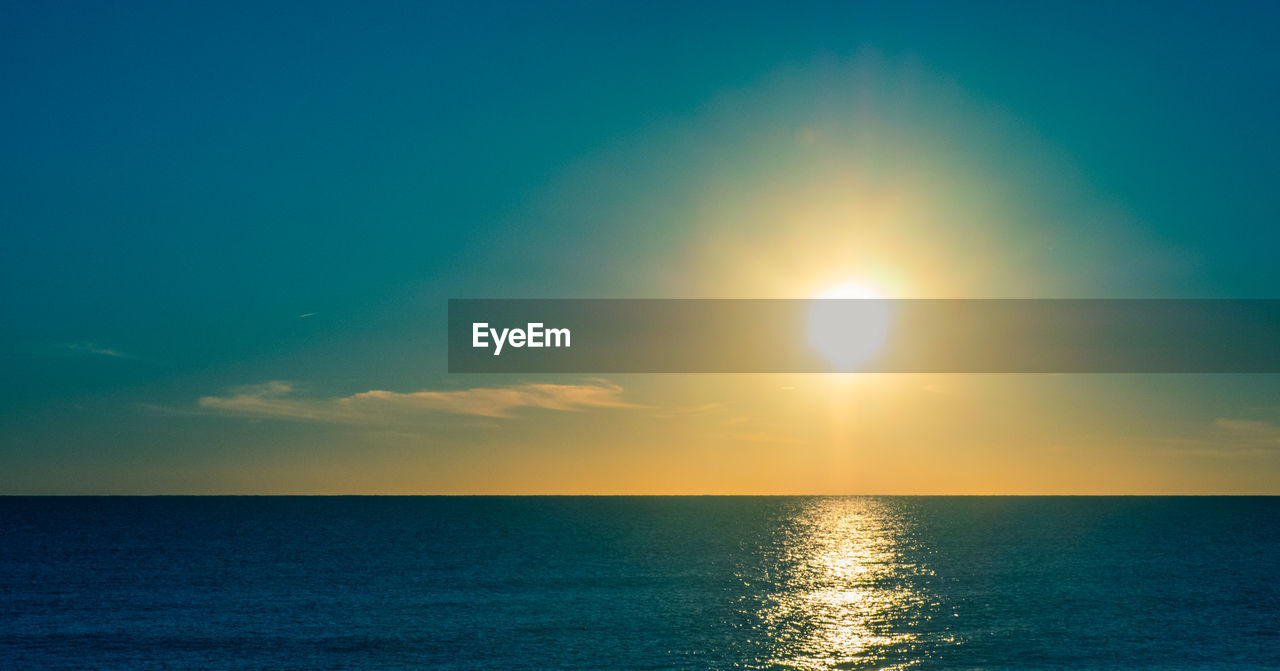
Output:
[[2, 496, 1278, 669]]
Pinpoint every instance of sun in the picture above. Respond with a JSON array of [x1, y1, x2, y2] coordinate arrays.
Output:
[[807, 282, 891, 371]]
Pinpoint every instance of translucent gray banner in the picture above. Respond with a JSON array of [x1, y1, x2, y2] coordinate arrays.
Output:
[[447, 299, 1280, 373]]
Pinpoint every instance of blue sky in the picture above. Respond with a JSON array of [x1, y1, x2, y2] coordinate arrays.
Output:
[[2, 2, 1278, 493]]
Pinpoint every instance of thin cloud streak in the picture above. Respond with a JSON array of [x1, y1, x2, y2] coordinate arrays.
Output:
[[1214, 418, 1280, 448], [62, 342, 130, 358], [198, 380, 637, 422]]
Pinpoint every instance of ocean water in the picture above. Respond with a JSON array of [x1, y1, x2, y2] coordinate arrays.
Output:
[[1, 497, 1278, 670]]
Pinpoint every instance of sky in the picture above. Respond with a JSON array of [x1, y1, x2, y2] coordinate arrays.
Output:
[[2, 1, 1279, 494]]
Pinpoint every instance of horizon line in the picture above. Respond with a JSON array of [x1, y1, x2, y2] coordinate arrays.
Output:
[[2, 493, 1278, 498]]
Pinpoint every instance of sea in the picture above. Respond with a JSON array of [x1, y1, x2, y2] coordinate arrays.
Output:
[[2, 496, 1278, 669]]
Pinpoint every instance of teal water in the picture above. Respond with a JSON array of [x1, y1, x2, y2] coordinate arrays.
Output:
[[2, 496, 1277, 669]]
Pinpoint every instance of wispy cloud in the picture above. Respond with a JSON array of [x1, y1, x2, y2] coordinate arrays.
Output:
[[725, 414, 805, 445], [652, 402, 724, 419], [198, 380, 637, 422], [1149, 418, 1280, 458], [1214, 418, 1280, 448], [730, 430, 806, 445], [62, 342, 130, 358]]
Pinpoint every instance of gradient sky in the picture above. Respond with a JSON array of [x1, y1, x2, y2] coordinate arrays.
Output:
[[2, 1, 1279, 493]]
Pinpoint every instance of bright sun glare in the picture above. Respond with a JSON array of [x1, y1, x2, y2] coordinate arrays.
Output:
[[807, 282, 891, 371]]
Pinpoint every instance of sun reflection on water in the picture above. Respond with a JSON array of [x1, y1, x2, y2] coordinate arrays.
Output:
[[745, 497, 953, 669]]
